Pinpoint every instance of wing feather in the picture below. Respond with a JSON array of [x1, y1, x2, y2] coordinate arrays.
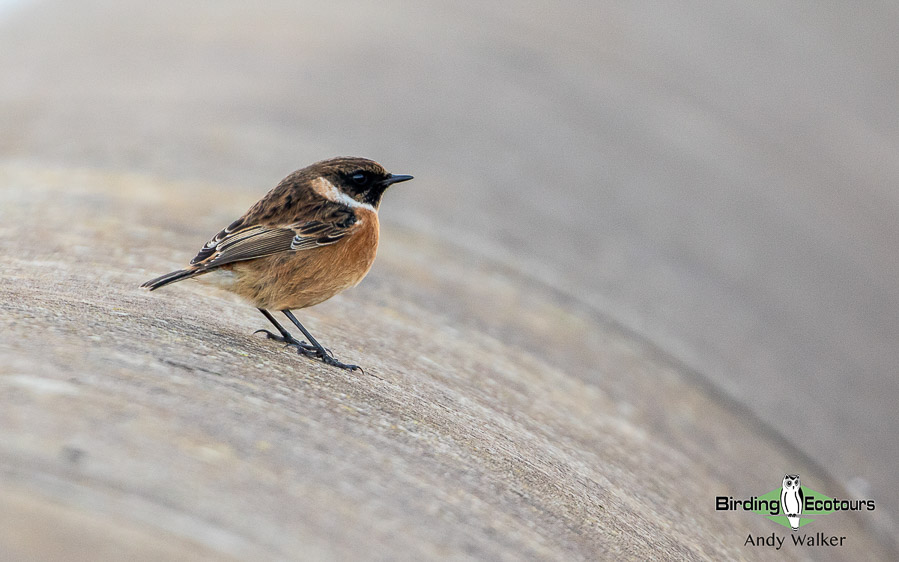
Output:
[[203, 227, 297, 267], [189, 218, 355, 269]]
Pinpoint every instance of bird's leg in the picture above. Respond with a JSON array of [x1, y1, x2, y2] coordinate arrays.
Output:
[[254, 308, 318, 353], [282, 310, 362, 372]]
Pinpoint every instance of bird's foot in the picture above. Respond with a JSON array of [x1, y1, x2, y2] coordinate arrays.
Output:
[[254, 329, 319, 353], [255, 329, 356, 370], [313, 349, 363, 373]]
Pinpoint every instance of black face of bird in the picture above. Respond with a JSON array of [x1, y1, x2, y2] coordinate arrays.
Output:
[[339, 170, 413, 207]]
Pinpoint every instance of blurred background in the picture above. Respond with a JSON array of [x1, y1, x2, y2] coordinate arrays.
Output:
[[1, 0, 896, 548]]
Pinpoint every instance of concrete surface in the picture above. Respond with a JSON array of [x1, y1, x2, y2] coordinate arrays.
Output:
[[2, 165, 890, 560], [0, 0, 896, 560]]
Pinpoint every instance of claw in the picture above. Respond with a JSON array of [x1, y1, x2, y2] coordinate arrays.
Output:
[[321, 353, 362, 372], [290, 346, 361, 371], [254, 329, 280, 340]]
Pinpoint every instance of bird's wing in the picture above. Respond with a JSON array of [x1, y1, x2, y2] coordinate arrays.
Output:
[[189, 210, 357, 269]]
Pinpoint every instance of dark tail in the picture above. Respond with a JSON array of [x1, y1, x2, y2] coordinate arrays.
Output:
[[140, 268, 205, 291]]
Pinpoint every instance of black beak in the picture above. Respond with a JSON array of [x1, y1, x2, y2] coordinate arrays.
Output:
[[381, 174, 413, 187]]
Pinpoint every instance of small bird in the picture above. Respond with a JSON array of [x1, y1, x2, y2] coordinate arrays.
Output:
[[141, 157, 413, 371]]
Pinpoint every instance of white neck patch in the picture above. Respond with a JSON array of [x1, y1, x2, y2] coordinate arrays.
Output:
[[312, 177, 376, 212]]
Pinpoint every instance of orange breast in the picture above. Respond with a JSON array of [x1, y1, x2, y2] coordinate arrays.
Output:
[[227, 209, 380, 310]]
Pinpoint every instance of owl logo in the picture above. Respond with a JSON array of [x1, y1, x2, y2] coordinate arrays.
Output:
[[781, 474, 804, 531]]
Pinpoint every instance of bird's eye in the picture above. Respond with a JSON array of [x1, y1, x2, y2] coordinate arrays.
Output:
[[351, 172, 368, 185]]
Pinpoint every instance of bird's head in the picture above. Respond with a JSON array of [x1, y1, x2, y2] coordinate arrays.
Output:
[[308, 156, 413, 209]]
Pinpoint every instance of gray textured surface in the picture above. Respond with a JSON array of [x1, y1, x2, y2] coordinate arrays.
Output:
[[1, 0, 896, 559], [1, 166, 889, 560]]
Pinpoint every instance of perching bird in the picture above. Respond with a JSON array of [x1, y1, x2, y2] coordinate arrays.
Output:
[[141, 157, 413, 371]]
